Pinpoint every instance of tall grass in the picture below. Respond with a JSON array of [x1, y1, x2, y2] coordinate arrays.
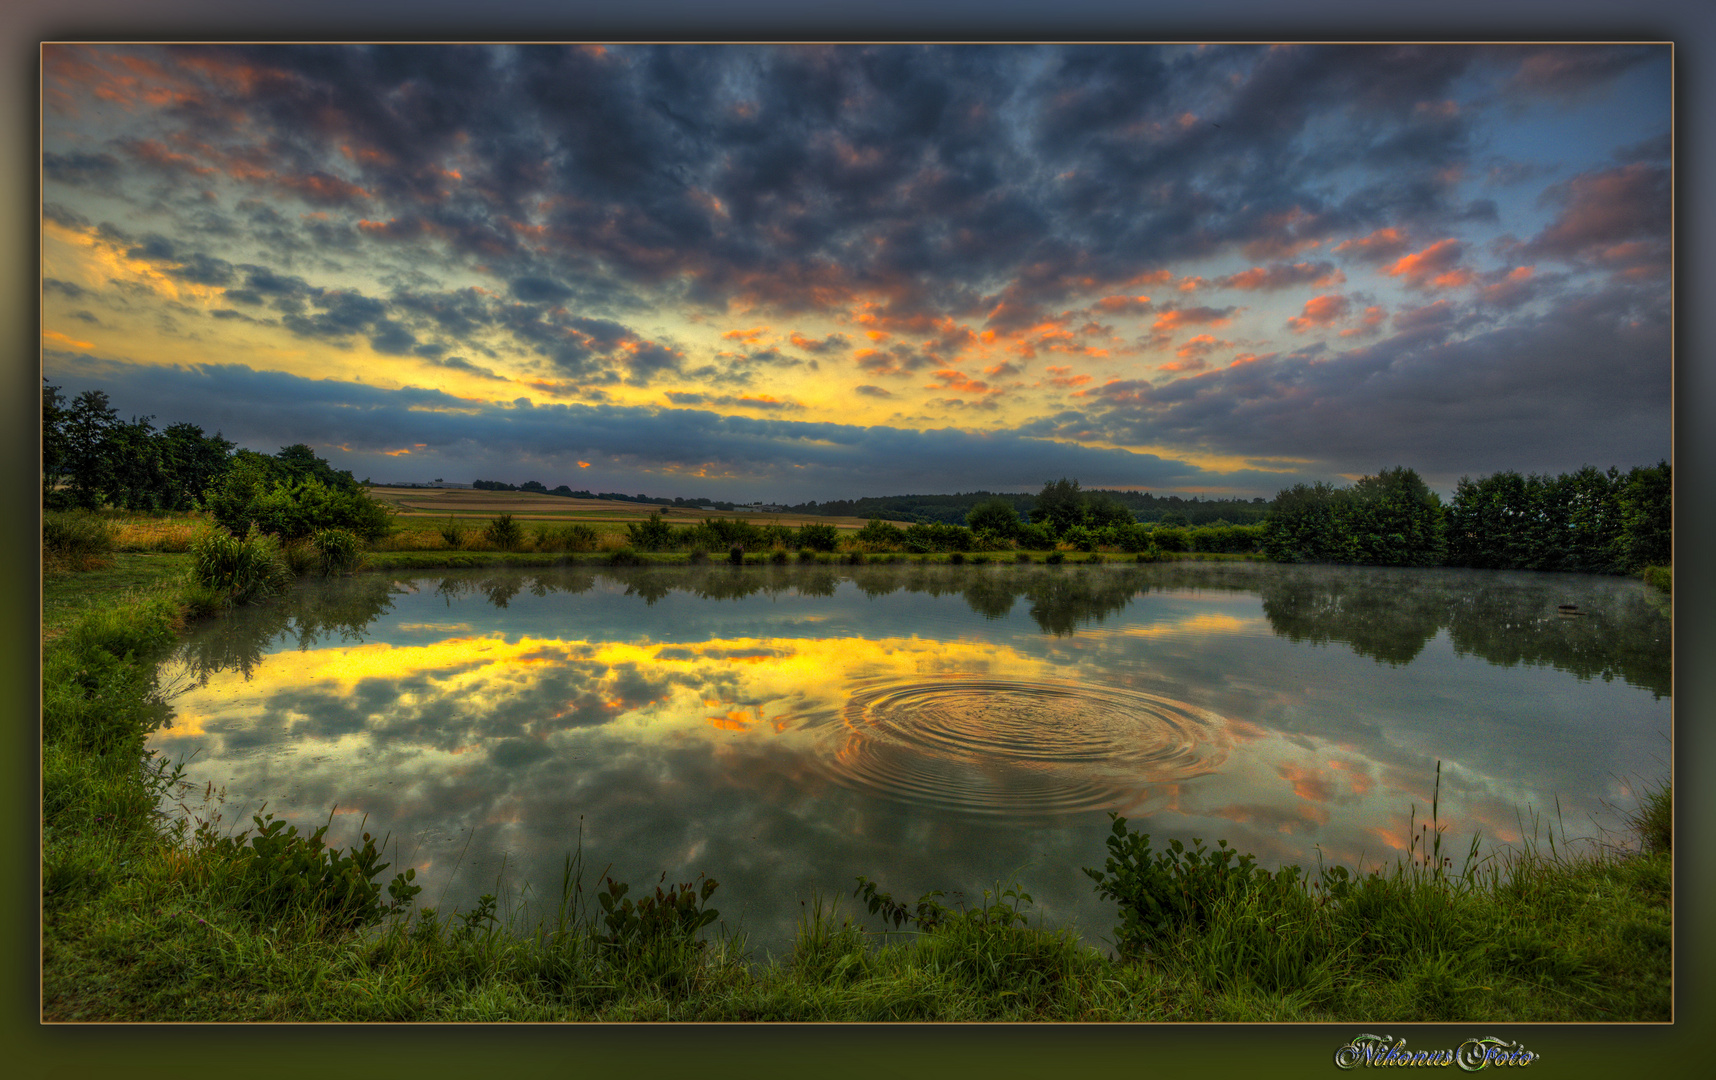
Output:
[[43, 511, 116, 571], [189, 526, 294, 604]]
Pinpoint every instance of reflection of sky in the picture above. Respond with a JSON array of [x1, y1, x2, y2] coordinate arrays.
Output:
[[151, 566, 1670, 952]]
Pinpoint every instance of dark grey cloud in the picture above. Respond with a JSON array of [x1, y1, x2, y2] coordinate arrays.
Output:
[[43, 150, 121, 186], [1043, 280, 1669, 487], [42, 353, 1254, 499]]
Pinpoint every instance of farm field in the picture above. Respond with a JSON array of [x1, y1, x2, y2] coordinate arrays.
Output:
[[367, 486, 897, 529]]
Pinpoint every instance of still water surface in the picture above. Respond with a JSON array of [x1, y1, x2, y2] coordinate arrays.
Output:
[[151, 562, 1670, 953]]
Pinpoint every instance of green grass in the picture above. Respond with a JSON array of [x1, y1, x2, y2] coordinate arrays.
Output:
[[39, 541, 1671, 1023]]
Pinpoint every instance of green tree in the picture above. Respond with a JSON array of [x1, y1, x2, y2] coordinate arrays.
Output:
[[42, 380, 69, 504], [1346, 467, 1446, 567], [1031, 478, 1085, 537], [1617, 461, 1672, 570], [966, 497, 1023, 540], [62, 389, 120, 509]]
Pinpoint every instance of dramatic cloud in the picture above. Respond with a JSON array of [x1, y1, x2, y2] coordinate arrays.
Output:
[[41, 43, 1670, 499]]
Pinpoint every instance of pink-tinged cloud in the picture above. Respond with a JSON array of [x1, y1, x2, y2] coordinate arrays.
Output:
[[1093, 294, 1153, 314], [722, 326, 770, 343], [1176, 276, 1205, 293], [1337, 305, 1388, 337], [1392, 298, 1457, 333], [1043, 365, 1092, 389], [1326, 758, 1374, 797], [1240, 206, 1325, 260], [122, 137, 218, 177], [1152, 305, 1238, 332], [1157, 356, 1208, 374], [983, 361, 1022, 378], [577, 461, 592, 468], [1333, 226, 1413, 263], [1216, 261, 1344, 292], [1524, 163, 1669, 277], [1175, 334, 1228, 359], [926, 369, 992, 394], [1278, 763, 1334, 804], [1384, 238, 1469, 289], [1478, 265, 1537, 308], [1286, 293, 1351, 332]]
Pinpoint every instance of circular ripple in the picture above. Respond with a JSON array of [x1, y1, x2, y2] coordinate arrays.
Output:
[[814, 675, 1231, 817]]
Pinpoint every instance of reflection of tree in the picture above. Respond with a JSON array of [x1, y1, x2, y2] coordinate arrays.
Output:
[[1023, 567, 1153, 636], [1257, 566, 1672, 695], [1444, 581, 1671, 699], [1260, 568, 1444, 665], [177, 576, 406, 684]]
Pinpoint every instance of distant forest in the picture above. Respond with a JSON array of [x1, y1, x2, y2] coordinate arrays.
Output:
[[468, 479, 1267, 526], [783, 490, 1271, 526]]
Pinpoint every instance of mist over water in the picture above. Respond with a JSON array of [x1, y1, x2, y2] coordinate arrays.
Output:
[[150, 563, 1670, 953]]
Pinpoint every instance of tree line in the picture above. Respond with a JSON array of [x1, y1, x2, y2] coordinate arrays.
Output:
[[1262, 463, 1670, 573], [43, 381, 391, 541]]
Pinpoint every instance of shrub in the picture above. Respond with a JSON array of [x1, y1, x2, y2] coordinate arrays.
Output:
[[1084, 813, 1298, 956], [1151, 526, 1190, 553], [311, 527, 363, 576], [855, 519, 906, 551], [190, 526, 294, 605], [484, 514, 523, 551], [1045, 550, 1064, 564], [206, 812, 419, 933], [798, 522, 840, 552], [770, 548, 789, 564], [626, 512, 676, 551], [439, 518, 466, 548], [609, 547, 644, 566], [728, 544, 744, 565]]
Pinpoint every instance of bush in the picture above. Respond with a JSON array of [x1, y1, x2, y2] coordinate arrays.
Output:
[[190, 526, 294, 605], [439, 518, 466, 549], [855, 519, 906, 551], [311, 527, 364, 576], [206, 812, 418, 933], [626, 512, 675, 551], [484, 514, 524, 551], [798, 522, 840, 552], [1151, 526, 1189, 553], [209, 471, 395, 543], [1084, 813, 1299, 956]]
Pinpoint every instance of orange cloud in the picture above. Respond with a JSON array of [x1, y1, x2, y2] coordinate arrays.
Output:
[[1043, 365, 1091, 389], [1217, 261, 1345, 292], [1174, 333, 1227, 359], [1152, 306, 1237, 332], [1337, 305, 1388, 337], [577, 461, 592, 468], [43, 330, 94, 350], [722, 326, 770, 343], [1384, 238, 1469, 289], [1093, 294, 1152, 314], [1286, 293, 1351, 332], [1333, 226, 1412, 262]]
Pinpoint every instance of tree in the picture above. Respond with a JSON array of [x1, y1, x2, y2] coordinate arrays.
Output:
[[966, 497, 1022, 540], [1346, 467, 1445, 567], [1031, 478, 1085, 537], [42, 381, 69, 504], [62, 389, 120, 509], [1616, 461, 1672, 569]]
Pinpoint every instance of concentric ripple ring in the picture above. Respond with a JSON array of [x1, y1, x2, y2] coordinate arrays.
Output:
[[814, 674, 1232, 817]]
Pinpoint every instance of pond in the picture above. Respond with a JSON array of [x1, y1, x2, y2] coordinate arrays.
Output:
[[150, 561, 1671, 955]]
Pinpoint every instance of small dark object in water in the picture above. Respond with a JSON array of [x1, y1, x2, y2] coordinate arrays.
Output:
[[1557, 604, 1585, 617]]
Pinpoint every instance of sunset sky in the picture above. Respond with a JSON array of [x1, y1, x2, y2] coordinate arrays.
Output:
[[41, 42, 1672, 502]]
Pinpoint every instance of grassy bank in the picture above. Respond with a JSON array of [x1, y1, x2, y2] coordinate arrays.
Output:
[[40, 546, 1668, 1022]]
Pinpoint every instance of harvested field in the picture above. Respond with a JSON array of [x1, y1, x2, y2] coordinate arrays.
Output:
[[367, 486, 896, 528]]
